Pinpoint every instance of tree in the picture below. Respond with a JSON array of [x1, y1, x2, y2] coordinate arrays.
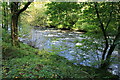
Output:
[[63, 2, 119, 70], [2, 2, 9, 30], [93, 2, 120, 69], [45, 2, 120, 70], [26, 2, 48, 27], [10, 1, 33, 46], [45, 2, 80, 29], [80, 2, 120, 69]]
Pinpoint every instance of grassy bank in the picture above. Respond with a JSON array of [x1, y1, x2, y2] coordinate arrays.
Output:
[[2, 31, 118, 80]]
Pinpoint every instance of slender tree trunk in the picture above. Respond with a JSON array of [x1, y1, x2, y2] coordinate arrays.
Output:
[[2, 2, 8, 30], [100, 45, 116, 69], [2, 7, 4, 28], [100, 26, 120, 69], [94, 3, 109, 62], [4, 2, 9, 30], [6, 2, 8, 30], [102, 26, 120, 68], [3, 4, 6, 29]]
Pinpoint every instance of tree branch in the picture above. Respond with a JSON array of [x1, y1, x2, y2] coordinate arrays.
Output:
[[17, 1, 33, 15], [94, 2, 109, 60], [94, 3, 104, 29]]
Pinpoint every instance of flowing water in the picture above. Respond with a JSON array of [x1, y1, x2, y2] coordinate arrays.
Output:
[[19, 27, 119, 76]]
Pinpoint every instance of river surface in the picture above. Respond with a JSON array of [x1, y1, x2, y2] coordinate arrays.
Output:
[[19, 27, 119, 75]]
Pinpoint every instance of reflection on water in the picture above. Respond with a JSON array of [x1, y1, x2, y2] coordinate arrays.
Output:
[[19, 27, 118, 75]]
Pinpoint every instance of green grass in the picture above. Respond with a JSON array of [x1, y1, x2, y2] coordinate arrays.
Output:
[[2, 30, 118, 79], [2, 42, 118, 80]]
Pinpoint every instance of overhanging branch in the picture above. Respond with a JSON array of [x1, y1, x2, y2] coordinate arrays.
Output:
[[17, 1, 33, 15]]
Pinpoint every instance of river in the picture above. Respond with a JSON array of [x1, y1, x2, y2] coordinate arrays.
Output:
[[19, 27, 119, 76]]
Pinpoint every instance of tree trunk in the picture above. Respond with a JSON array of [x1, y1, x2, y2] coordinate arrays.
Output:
[[100, 26, 120, 69], [10, 2, 32, 46], [6, 2, 8, 30], [94, 2, 109, 61], [10, 2, 19, 46], [100, 45, 116, 69], [94, 2, 120, 70], [11, 14, 19, 46], [2, 2, 8, 30]]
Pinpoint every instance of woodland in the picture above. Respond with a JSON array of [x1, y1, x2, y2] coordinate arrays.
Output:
[[1, 1, 120, 80]]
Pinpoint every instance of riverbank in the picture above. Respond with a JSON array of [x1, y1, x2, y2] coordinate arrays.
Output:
[[2, 40, 118, 79], [33, 26, 87, 33]]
